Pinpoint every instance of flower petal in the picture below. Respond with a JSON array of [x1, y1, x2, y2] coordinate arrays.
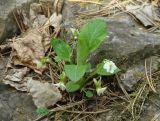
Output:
[[97, 87, 107, 96]]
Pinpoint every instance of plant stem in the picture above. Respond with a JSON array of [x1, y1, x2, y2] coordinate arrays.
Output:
[[78, 70, 97, 88], [49, 60, 61, 71]]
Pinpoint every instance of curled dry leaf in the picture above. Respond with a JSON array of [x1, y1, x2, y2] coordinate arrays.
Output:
[[32, 15, 48, 28], [30, 3, 49, 28], [11, 29, 50, 74], [44, 12, 62, 34], [27, 78, 62, 108], [126, 4, 160, 27], [11, 1, 63, 75], [3, 67, 29, 91], [152, 0, 160, 6]]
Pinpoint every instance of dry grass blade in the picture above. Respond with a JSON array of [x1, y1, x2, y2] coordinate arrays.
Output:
[[13, 11, 23, 33], [68, 0, 102, 5], [63, 109, 110, 114], [131, 84, 146, 120], [145, 59, 156, 92], [116, 74, 130, 100], [79, 0, 135, 16], [150, 113, 160, 121], [34, 100, 86, 121]]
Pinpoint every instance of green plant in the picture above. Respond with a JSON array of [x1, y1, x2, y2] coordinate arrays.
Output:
[[51, 19, 120, 95], [36, 107, 49, 116]]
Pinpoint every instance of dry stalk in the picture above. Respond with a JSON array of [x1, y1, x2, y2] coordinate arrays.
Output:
[[131, 84, 146, 120], [68, 0, 102, 5], [145, 59, 156, 92], [81, 0, 135, 16], [13, 11, 23, 33], [63, 108, 110, 114], [34, 100, 85, 121], [116, 74, 131, 100], [150, 113, 160, 121]]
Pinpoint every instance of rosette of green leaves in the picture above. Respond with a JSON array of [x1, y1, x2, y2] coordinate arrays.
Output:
[[51, 19, 107, 92]]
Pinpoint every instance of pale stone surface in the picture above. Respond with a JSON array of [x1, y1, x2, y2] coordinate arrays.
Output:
[[0, 0, 38, 43]]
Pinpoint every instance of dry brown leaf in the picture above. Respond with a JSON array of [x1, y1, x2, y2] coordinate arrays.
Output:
[[11, 29, 50, 74], [43, 12, 62, 34], [3, 67, 29, 91], [8, 0, 63, 75], [126, 4, 160, 27], [27, 78, 62, 108], [152, 0, 160, 6], [32, 15, 48, 28]]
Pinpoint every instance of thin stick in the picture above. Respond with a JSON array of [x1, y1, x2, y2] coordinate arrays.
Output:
[[34, 100, 85, 121], [81, 0, 133, 16], [71, 108, 87, 121], [149, 58, 156, 92], [68, 0, 102, 5], [63, 109, 110, 114], [131, 84, 146, 120], [144, 59, 156, 92], [150, 113, 160, 121], [116, 74, 130, 100], [13, 11, 23, 33]]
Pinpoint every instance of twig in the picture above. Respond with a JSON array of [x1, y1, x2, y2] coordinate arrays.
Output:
[[116, 74, 130, 100], [78, 114, 90, 121], [144, 59, 156, 92], [71, 108, 87, 121], [52, 100, 85, 112], [68, 0, 102, 5], [131, 84, 146, 120], [63, 108, 110, 114], [34, 100, 85, 121], [150, 113, 160, 121], [79, 0, 133, 16], [13, 11, 23, 33]]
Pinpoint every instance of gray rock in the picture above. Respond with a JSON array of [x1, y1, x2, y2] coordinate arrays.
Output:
[[0, 84, 37, 121], [0, 0, 38, 43], [0, 57, 8, 82], [120, 56, 160, 91], [90, 13, 160, 69], [87, 13, 160, 91], [141, 85, 160, 121], [62, 4, 160, 91]]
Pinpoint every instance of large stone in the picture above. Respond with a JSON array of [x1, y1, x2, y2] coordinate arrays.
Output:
[[0, 84, 36, 121], [0, 0, 38, 44], [88, 13, 160, 91], [120, 56, 160, 91], [90, 13, 160, 69]]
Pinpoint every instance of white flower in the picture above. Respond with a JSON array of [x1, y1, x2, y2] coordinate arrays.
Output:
[[53, 82, 66, 91], [70, 28, 79, 39], [97, 87, 107, 96], [93, 78, 107, 96], [103, 60, 118, 74]]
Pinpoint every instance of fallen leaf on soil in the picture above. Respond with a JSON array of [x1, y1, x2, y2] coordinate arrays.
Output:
[[126, 4, 160, 27], [44, 12, 62, 34], [27, 78, 62, 108], [3, 67, 29, 91], [32, 15, 48, 28], [152, 0, 160, 6], [0, 43, 11, 53], [11, 29, 50, 74]]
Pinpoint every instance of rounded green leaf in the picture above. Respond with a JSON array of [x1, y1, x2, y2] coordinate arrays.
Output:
[[85, 90, 93, 98], [64, 64, 87, 82], [66, 81, 80, 92], [51, 38, 72, 62], [77, 19, 107, 64]]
